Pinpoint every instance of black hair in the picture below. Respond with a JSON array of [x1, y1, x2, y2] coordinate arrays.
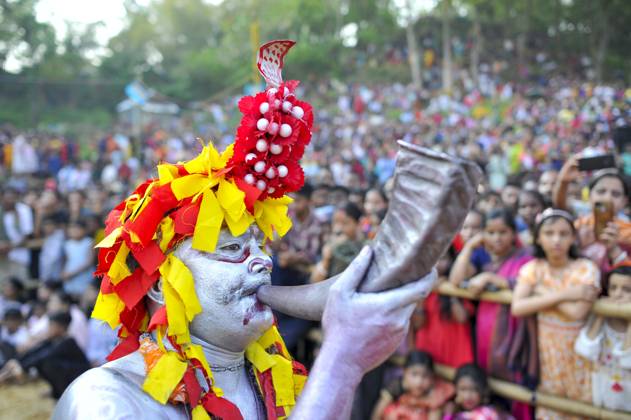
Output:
[[589, 171, 630, 199], [296, 182, 313, 199], [42, 280, 64, 292], [438, 246, 458, 320], [454, 363, 489, 400], [532, 215, 580, 260], [3, 308, 23, 322], [366, 187, 388, 204], [330, 185, 351, 196], [602, 265, 631, 296], [49, 311, 72, 329], [405, 351, 434, 372], [6, 276, 24, 294], [338, 202, 363, 222], [50, 290, 74, 306], [518, 189, 546, 209], [483, 208, 517, 233], [42, 211, 68, 226], [67, 218, 88, 230]]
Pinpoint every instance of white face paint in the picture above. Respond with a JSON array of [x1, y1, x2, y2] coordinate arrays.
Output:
[[174, 227, 274, 352]]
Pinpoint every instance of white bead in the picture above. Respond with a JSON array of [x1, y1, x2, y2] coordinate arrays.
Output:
[[259, 102, 270, 114], [267, 88, 277, 97], [254, 161, 266, 173], [270, 143, 283, 155], [267, 187, 276, 194], [273, 99, 281, 109], [256, 180, 267, 191], [256, 118, 269, 131], [244, 174, 255, 185], [291, 106, 304, 119], [279, 124, 292, 138], [245, 153, 257, 163], [283, 87, 289, 97], [282, 101, 292, 113], [255, 139, 269, 152], [267, 122, 279, 135], [278, 165, 288, 178], [265, 167, 276, 179]]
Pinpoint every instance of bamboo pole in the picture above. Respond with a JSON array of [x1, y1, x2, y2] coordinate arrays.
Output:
[[434, 363, 631, 420], [437, 282, 631, 319]]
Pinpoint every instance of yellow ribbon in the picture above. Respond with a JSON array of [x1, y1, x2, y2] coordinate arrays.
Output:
[[142, 351, 188, 404]]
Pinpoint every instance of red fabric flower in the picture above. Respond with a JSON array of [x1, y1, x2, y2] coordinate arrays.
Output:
[[228, 81, 313, 200]]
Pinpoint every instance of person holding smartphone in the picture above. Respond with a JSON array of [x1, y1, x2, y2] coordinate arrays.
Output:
[[554, 154, 631, 273]]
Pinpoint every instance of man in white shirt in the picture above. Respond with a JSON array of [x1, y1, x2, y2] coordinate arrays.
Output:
[[1, 189, 34, 280]]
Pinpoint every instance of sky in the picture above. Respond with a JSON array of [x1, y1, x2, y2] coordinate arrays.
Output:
[[4, 0, 436, 72], [35, 0, 129, 46]]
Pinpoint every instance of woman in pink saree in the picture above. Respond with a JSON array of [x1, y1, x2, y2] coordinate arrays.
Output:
[[450, 208, 535, 419]]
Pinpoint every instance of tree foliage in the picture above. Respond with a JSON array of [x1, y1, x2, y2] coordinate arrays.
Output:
[[0, 0, 629, 128]]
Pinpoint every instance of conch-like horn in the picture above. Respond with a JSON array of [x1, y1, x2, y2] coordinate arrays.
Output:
[[257, 141, 482, 320]]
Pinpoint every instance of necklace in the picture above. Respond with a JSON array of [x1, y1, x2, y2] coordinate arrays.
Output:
[[209, 360, 245, 372]]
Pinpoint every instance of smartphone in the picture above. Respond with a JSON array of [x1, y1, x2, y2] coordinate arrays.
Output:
[[577, 154, 616, 172], [594, 201, 614, 239]]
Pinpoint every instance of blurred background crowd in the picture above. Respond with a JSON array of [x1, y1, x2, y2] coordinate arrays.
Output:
[[1, 0, 631, 419]]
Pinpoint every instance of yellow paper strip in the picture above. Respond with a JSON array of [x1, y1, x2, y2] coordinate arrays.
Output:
[[142, 351, 187, 404]]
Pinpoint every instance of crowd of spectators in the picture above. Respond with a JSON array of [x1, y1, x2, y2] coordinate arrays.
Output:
[[0, 70, 630, 419]]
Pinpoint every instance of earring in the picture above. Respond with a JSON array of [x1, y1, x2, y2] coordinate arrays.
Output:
[[147, 280, 165, 305]]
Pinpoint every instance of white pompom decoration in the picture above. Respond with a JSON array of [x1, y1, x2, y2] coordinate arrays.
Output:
[[245, 153, 257, 163], [255, 139, 269, 152], [256, 180, 267, 191], [244, 174, 255, 185], [267, 88, 277, 97], [267, 122, 280, 136], [265, 167, 276, 179], [278, 165, 288, 178], [291, 106, 304, 119], [267, 187, 276, 194], [270, 143, 283, 155], [254, 161, 266, 173], [279, 124, 292, 138], [259, 102, 270, 114], [282, 101, 292, 113], [283, 87, 289, 97], [256, 118, 269, 131], [273, 99, 281, 109]]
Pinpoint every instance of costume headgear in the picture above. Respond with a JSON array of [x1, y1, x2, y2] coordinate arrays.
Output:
[[92, 40, 309, 420]]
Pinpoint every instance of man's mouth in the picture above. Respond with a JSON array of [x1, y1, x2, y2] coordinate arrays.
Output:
[[242, 277, 271, 298]]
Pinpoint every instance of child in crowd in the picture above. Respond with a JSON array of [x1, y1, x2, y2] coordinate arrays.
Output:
[[414, 247, 474, 368], [512, 208, 600, 419], [38, 214, 65, 283], [574, 262, 631, 412], [444, 364, 514, 420], [361, 188, 388, 239], [61, 219, 95, 296], [451, 208, 533, 419], [0, 277, 24, 317], [516, 190, 546, 246], [0, 308, 30, 349], [80, 279, 117, 366], [0, 311, 90, 399], [372, 351, 454, 420], [312, 202, 365, 282]]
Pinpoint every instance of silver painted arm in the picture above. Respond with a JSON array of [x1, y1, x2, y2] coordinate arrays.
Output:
[[291, 247, 437, 419]]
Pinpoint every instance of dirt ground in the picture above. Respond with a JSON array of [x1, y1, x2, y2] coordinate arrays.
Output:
[[0, 380, 55, 420]]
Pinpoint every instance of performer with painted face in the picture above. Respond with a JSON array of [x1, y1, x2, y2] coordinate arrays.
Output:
[[54, 41, 481, 419]]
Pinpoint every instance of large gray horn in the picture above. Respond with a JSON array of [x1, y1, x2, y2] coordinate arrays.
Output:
[[257, 141, 482, 320]]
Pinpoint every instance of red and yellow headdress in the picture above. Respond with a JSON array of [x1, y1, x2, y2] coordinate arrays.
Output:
[[92, 40, 310, 420]]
